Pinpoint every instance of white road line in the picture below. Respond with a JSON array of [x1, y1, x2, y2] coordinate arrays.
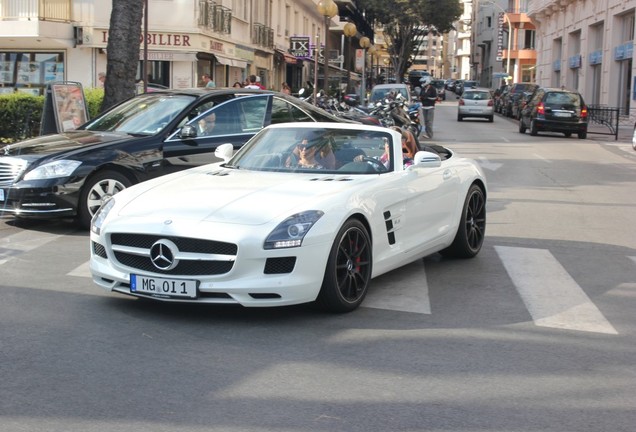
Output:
[[363, 261, 431, 314], [630, 256, 636, 265], [495, 246, 617, 335], [0, 230, 63, 265]]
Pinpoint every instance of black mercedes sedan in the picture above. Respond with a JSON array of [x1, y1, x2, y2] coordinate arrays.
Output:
[[0, 88, 349, 228]]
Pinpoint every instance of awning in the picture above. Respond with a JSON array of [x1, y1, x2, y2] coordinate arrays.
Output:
[[214, 54, 248, 69], [140, 51, 198, 62], [275, 49, 297, 64]]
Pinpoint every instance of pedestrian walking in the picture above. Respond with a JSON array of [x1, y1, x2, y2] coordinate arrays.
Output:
[[419, 75, 438, 139]]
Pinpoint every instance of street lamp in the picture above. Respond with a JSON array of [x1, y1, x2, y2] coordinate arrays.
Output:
[[317, 0, 339, 95], [359, 36, 370, 105]]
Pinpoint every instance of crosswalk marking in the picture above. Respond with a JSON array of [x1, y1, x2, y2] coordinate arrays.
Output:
[[0, 230, 63, 265], [363, 261, 431, 314], [495, 246, 618, 335], [1, 226, 626, 329]]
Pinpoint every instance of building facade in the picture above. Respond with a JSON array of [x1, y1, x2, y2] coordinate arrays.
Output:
[[528, 0, 635, 116], [0, 0, 372, 96], [470, 0, 537, 88]]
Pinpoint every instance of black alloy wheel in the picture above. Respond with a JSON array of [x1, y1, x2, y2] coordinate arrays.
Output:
[[440, 184, 486, 258], [317, 219, 372, 312]]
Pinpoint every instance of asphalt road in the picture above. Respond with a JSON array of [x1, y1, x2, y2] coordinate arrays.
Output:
[[1, 99, 636, 432]]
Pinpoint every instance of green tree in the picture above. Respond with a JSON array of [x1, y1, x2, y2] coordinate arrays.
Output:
[[359, 0, 463, 83], [101, 0, 145, 112]]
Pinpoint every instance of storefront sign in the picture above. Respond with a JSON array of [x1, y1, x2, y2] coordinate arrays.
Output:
[[614, 42, 633, 61], [290, 37, 310, 58], [496, 12, 505, 62], [568, 54, 581, 69], [100, 31, 191, 47], [588, 50, 602, 65]]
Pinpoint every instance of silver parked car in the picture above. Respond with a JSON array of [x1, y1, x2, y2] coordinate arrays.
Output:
[[457, 87, 495, 122]]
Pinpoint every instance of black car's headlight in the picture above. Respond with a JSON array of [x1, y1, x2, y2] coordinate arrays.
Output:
[[23, 160, 81, 180], [264, 210, 324, 249], [90, 198, 115, 236]]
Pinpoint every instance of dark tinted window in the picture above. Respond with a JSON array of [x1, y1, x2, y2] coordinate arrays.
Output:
[[544, 92, 581, 107]]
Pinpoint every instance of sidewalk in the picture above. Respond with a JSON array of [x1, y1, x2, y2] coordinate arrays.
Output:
[[587, 122, 633, 143]]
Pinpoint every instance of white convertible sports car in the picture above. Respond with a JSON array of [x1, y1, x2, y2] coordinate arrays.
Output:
[[90, 123, 487, 312]]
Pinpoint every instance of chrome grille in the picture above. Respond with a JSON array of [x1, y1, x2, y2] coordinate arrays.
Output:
[[0, 157, 28, 186], [109, 233, 237, 276]]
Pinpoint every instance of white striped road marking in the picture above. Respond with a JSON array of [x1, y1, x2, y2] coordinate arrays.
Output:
[[363, 261, 431, 314], [0, 230, 63, 266], [477, 156, 503, 171], [630, 256, 636, 265], [495, 246, 617, 335]]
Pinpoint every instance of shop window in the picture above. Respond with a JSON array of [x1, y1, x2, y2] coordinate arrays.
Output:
[[0, 52, 64, 95]]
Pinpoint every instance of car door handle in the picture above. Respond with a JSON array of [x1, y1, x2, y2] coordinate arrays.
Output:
[[443, 169, 452, 180]]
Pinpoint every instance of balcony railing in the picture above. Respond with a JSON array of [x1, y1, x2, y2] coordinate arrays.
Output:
[[198, 0, 231, 34], [0, 0, 71, 22], [252, 23, 273, 49]]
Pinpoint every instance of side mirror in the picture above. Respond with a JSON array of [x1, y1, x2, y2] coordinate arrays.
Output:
[[298, 88, 305, 96], [180, 124, 198, 139], [214, 143, 234, 162], [412, 151, 441, 168]]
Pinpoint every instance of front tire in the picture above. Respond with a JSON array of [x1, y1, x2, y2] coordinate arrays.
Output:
[[78, 170, 132, 229], [440, 184, 486, 258], [316, 219, 372, 312], [578, 130, 587, 139]]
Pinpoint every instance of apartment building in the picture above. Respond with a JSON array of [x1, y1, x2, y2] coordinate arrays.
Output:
[[528, 0, 635, 116], [0, 0, 372, 95]]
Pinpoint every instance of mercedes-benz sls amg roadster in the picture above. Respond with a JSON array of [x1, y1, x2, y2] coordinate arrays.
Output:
[[90, 123, 487, 312]]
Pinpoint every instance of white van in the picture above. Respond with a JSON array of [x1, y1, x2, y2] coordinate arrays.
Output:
[[368, 83, 412, 107]]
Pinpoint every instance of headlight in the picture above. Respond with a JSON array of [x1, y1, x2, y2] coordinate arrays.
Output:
[[264, 210, 324, 249], [23, 160, 82, 180], [90, 197, 115, 235]]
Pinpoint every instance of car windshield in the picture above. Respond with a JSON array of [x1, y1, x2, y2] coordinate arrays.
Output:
[[228, 127, 395, 174], [544, 92, 581, 107], [81, 93, 196, 135], [369, 87, 409, 103], [463, 91, 491, 100]]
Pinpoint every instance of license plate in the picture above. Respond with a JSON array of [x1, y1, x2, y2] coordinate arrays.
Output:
[[0, 189, 4, 201], [554, 112, 572, 117], [130, 274, 197, 298]]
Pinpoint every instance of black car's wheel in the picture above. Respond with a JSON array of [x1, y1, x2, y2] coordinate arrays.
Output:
[[440, 184, 486, 259], [518, 118, 527, 133], [316, 219, 372, 312], [530, 120, 538, 136], [564, 132, 572, 138], [78, 170, 132, 229], [578, 130, 587, 139]]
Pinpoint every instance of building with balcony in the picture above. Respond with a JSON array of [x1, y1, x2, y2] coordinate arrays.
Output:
[[0, 0, 372, 96], [471, 0, 537, 88], [528, 0, 635, 117]]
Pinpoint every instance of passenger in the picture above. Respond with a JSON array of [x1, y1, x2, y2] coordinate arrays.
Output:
[[286, 137, 335, 169], [393, 127, 417, 167], [286, 138, 325, 169]]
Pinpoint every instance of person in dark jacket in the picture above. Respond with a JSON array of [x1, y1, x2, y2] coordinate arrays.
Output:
[[419, 75, 438, 139]]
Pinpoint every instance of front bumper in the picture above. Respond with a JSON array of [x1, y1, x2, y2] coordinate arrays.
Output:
[[0, 182, 80, 219]]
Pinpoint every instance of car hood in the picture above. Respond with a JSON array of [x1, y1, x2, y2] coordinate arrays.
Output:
[[116, 167, 371, 225], [1, 130, 132, 158]]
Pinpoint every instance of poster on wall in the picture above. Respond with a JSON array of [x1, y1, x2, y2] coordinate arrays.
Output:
[[40, 81, 89, 135], [16, 61, 42, 85], [44, 62, 64, 82], [0, 61, 13, 83]]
